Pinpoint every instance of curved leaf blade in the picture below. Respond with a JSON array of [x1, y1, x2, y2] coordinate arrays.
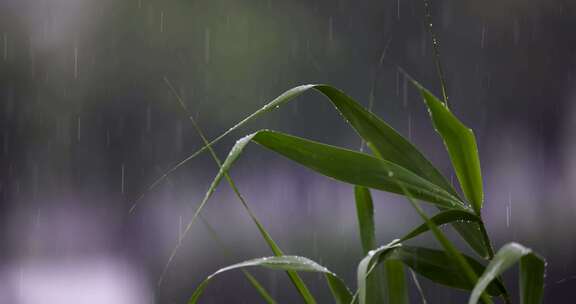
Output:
[[354, 186, 385, 303], [399, 209, 480, 242], [398, 183, 493, 303], [357, 242, 402, 304], [520, 253, 545, 304], [242, 271, 278, 304], [354, 186, 408, 304], [251, 130, 466, 209], [414, 83, 484, 214], [355, 186, 377, 254], [314, 85, 458, 197], [390, 246, 504, 296], [142, 83, 489, 257], [189, 256, 352, 304], [384, 259, 409, 304], [469, 243, 545, 304]]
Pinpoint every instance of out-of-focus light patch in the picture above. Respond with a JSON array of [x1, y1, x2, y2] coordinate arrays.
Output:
[[1, 257, 152, 304]]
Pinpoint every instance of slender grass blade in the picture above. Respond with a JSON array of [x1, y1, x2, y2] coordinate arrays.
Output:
[[189, 256, 351, 304], [469, 243, 545, 304]]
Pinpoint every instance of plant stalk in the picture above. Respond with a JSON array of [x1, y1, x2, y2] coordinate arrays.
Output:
[[478, 218, 512, 304]]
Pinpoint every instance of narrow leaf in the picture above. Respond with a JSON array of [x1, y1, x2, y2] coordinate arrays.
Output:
[[414, 82, 484, 214], [398, 183, 493, 303], [354, 186, 385, 303], [357, 242, 402, 304], [384, 259, 409, 304], [243, 271, 278, 304], [189, 256, 352, 304], [314, 85, 458, 197], [469, 243, 545, 304], [355, 186, 377, 254], [520, 253, 545, 304], [399, 209, 480, 242], [141, 83, 489, 257], [250, 130, 466, 209], [389, 246, 504, 296]]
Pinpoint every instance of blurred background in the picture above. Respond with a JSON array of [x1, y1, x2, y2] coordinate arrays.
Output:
[[1, 0, 576, 302]]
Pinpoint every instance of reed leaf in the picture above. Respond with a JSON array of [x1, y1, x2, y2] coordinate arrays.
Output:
[[188, 256, 352, 304]]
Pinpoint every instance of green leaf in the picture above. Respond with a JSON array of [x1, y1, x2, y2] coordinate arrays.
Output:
[[413, 82, 484, 214], [147, 84, 457, 198], [469, 243, 545, 304], [354, 186, 385, 303], [189, 256, 352, 304], [357, 243, 504, 304], [399, 209, 480, 242], [357, 242, 402, 304], [200, 216, 278, 304], [397, 183, 493, 304], [355, 186, 377, 254], [248, 130, 465, 209], [520, 253, 545, 304], [142, 83, 489, 258], [384, 259, 409, 304], [242, 271, 278, 304], [165, 80, 319, 304], [314, 86, 458, 197], [389, 246, 504, 296]]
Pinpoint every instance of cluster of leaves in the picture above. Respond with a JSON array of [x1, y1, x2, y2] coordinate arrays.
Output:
[[149, 76, 546, 304]]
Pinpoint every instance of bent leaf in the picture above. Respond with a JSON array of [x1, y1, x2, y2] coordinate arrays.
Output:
[[141, 83, 489, 257], [189, 256, 352, 304], [398, 183, 493, 303], [357, 242, 402, 304], [249, 130, 465, 209], [354, 186, 385, 303], [399, 209, 480, 242], [389, 246, 504, 296], [355, 186, 377, 254], [384, 259, 409, 304], [520, 253, 545, 304], [413, 82, 484, 214], [469, 243, 545, 304]]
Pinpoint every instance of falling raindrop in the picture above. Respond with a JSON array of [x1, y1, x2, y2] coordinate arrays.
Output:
[[175, 121, 183, 152], [480, 25, 486, 49], [407, 113, 412, 141], [29, 38, 35, 78], [160, 11, 165, 33], [18, 267, 23, 299], [506, 191, 512, 228], [121, 163, 126, 194], [204, 28, 211, 64], [74, 43, 79, 79], [396, 70, 400, 97], [34, 208, 41, 229], [327, 16, 333, 43], [403, 76, 409, 107], [513, 18, 520, 45], [3, 33, 7, 61], [77, 116, 82, 142], [397, 0, 401, 19], [146, 104, 152, 132], [178, 215, 183, 244], [106, 128, 111, 147], [3, 131, 8, 155]]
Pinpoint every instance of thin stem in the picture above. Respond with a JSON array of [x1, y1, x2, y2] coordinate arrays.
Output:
[[399, 182, 492, 304], [478, 220, 513, 304], [164, 77, 317, 304], [478, 220, 495, 259], [423, 0, 450, 107]]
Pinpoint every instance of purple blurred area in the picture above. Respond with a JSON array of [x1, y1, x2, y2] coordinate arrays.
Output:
[[1, 0, 576, 302]]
